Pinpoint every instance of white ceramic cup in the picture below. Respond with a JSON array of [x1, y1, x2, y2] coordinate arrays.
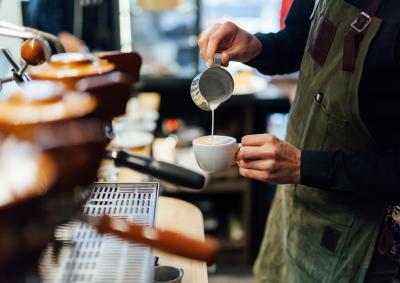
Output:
[[192, 135, 238, 173]]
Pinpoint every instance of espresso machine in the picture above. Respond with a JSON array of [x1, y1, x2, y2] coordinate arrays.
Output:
[[0, 22, 216, 282]]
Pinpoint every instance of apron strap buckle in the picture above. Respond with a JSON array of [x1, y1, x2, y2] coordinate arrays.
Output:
[[342, 0, 383, 72], [350, 12, 372, 33]]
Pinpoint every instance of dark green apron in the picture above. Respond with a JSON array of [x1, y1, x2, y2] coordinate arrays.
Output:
[[254, 0, 386, 282]]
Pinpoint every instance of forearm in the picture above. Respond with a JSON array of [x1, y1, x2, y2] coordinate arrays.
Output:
[[301, 149, 400, 194], [245, 0, 315, 75]]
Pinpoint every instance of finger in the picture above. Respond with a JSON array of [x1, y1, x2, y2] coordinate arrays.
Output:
[[220, 51, 231, 66], [234, 143, 242, 159], [206, 22, 236, 66], [237, 145, 276, 160], [239, 168, 271, 182], [198, 33, 208, 60], [220, 44, 243, 65], [198, 24, 221, 62], [241, 134, 278, 146], [239, 159, 277, 171]]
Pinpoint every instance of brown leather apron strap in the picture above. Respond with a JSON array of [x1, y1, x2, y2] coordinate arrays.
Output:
[[342, 0, 384, 72]]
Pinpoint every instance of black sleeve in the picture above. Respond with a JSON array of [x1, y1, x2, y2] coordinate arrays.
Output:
[[34, 0, 64, 35], [300, 149, 400, 195], [245, 0, 315, 75]]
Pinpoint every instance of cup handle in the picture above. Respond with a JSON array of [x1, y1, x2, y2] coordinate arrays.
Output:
[[232, 143, 242, 166], [237, 143, 242, 153], [214, 53, 222, 66]]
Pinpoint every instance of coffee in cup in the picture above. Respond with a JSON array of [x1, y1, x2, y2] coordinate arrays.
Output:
[[193, 135, 238, 173]]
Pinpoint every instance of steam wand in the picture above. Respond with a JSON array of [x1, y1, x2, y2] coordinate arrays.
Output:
[[0, 22, 52, 88]]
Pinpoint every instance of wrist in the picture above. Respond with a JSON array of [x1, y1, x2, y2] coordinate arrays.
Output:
[[245, 35, 262, 63], [251, 35, 262, 60]]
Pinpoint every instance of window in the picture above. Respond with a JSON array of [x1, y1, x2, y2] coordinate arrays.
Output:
[[131, 0, 198, 77], [130, 0, 281, 78]]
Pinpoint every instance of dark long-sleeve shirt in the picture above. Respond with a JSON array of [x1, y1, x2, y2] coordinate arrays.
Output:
[[246, 0, 400, 195], [25, 0, 74, 35]]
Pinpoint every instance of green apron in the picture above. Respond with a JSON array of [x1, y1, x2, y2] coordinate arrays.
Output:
[[254, 0, 386, 282]]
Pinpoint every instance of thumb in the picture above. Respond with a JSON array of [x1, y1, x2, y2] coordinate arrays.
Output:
[[221, 45, 244, 65]]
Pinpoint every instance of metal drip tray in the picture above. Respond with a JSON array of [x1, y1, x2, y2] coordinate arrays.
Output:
[[40, 182, 159, 283]]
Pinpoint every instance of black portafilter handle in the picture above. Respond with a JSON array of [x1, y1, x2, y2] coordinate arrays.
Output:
[[114, 150, 205, 189]]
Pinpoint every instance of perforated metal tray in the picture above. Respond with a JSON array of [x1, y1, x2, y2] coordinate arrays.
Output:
[[39, 182, 159, 283]]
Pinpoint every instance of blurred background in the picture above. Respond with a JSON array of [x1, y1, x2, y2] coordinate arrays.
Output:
[[0, 0, 297, 281]]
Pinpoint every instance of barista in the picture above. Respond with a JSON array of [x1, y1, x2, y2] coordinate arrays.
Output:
[[199, 0, 400, 282]]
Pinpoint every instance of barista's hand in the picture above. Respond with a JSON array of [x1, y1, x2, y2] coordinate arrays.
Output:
[[237, 134, 301, 184], [58, 31, 86, 53], [198, 21, 262, 67]]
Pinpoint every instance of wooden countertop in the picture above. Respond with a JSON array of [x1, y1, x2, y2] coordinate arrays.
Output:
[[155, 197, 208, 283]]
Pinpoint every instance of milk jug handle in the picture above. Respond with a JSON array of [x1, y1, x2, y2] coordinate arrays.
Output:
[[213, 53, 222, 66]]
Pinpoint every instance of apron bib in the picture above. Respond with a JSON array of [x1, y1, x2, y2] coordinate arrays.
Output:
[[254, 0, 386, 282]]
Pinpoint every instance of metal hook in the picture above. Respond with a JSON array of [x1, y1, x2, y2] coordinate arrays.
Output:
[[214, 53, 222, 66]]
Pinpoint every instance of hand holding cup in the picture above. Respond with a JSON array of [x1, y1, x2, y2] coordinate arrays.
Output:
[[236, 134, 301, 184]]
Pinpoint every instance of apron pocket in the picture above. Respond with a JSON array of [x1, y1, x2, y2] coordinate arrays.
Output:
[[299, 92, 347, 151], [287, 198, 352, 282], [308, 14, 337, 66], [299, 93, 329, 150], [320, 102, 347, 151], [296, 92, 354, 226]]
